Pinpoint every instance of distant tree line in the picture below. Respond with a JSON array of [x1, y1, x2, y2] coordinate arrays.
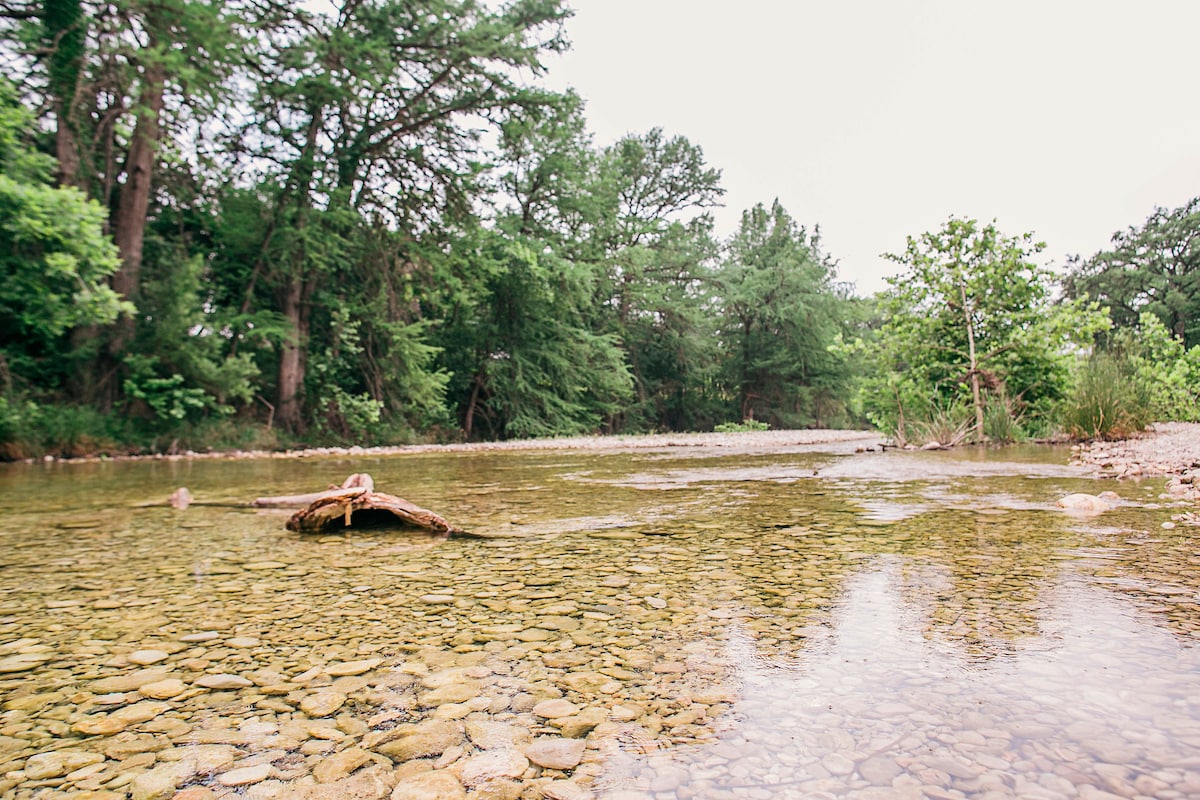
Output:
[[0, 0, 1197, 458]]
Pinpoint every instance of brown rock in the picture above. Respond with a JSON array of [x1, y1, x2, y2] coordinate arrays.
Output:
[[390, 770, 466, 800], [524, 737, 586, 770], [313, 747, 373, 783]]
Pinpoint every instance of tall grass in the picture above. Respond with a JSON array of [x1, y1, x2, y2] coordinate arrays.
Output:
[[1060, 355, 1151, 440]]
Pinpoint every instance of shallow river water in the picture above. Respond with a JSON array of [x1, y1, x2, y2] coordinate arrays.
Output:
[[2, 438, 1199, 800]]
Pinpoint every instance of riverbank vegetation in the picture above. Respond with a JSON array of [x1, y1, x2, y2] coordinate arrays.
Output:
[[1, 1, 1198, 459]]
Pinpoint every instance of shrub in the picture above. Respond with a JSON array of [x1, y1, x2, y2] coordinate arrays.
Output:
[[982, 392, 1025, 444], [1060, 354, 1151, 440], [714, 418, 770, 433]]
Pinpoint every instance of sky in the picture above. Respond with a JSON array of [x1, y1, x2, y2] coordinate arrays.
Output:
[[540, 0, 1200, 295]]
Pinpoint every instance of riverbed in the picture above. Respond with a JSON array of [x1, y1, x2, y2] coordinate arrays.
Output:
[[1, 437, 1198, 799]]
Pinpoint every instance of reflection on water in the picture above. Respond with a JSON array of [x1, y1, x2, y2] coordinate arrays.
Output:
[[0, 444, 1198, 799]]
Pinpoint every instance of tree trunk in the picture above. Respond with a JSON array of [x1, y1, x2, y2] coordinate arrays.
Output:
[[109, 59, 165, 348], [277, 277, 309, 433], [272, 109, 324, 433], [53, 104, 81, 188], [44, 0, 86, 188], [463, 370, 485, 440], [960, 280, 985, 441]]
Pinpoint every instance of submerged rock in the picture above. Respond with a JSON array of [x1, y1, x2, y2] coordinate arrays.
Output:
[[1056, 493, 1114, 514]]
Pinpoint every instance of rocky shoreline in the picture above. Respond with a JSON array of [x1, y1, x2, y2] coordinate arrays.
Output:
[[1069, 421, 1200, 514], [19, 429, 882, 466]]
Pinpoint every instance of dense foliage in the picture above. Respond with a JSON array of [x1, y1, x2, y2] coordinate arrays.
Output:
[[0, 2, 1196, 457], [0, 1, 857, 456], [849, 218, 1108, 444]]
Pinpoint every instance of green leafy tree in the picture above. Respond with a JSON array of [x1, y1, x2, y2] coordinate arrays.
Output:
[[584, 129, 725, 431], [1065, 197, 1200, 347], [435, 231, 632, 439], [0, 80, 130, 391], [1116, 312, 1200, 422], [237, 0, 570, 433], [717, 200, 851, 428], [864, 217, 1106, 443]]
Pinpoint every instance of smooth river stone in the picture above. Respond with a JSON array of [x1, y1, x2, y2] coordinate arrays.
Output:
[[128, 649, 171, 665], [111, 701, 170, 725], [459, 749, 529, 786], [524, 737, 586, 770], [225, 637, 260, 648], [420, 682, 480, 707], [139, 678, 187, 699], [129, 761, 196, 800], [300, 690, 348, 717], [195, 674, 253, 689], [179, 631, 220, 643], [326, 658, 382, 677], [373, 720, 464, 761], [217, 763, 273, 786], [23, 749, 106, 780], [540, 780, 594, 800], [533, 699, 580, 719], [312, 747, 373, 782], [390, 770, 467, 800], [466, 720, 532, 751], [74, 715, 129, 736], [0, 653, 52, 672], [420, 594, 455, 604]]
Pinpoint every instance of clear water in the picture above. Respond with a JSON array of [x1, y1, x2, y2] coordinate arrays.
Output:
[[1, 441, 1198, 799]]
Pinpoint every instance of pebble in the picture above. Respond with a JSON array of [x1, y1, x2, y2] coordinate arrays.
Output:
[[195, 673, 253, 689], [128, 649, 170, 665], [533, 699, 580, 719], [139, 678, 187, 699], [23, 749, 105, 780], [459, 749, 529, 785], [326, 658, 383, 676], [226, 636, 260, 648], [525, 737, 586, 769], [301, 690, 348, 717], [390, 770, 467, 799], [217, 763, 273, 786], [312, 747, 373, 782]]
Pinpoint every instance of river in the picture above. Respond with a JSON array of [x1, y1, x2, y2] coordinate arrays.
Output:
[[1, 437, 1198, 799]]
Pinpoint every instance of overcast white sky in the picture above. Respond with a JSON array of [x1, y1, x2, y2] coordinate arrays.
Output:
[[540, 0, 1200, 294]]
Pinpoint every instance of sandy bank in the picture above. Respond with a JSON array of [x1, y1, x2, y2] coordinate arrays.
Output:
[[30, 428, 883, 465]]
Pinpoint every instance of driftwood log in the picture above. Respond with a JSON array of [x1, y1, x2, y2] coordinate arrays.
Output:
[[253, 473, 458, 535]]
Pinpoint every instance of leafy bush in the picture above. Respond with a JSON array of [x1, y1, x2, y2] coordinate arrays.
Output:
[[904, 399, 973, 446], [1060, 354, 1151, 440], [982, 392, 1025, 444], [1120, 313, 1200, 422], [714, 418, 770, 433], [315, 386, 385, 443], [0, 397, 131, 459]]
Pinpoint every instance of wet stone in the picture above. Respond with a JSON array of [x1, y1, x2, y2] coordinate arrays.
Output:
[[23, 749, 105, 780], [301, 690, 348, 717], [525, 737, 586, 770], [127, 649, 171, 666], [195, 673, 253, 689], [390, 770, 467, 800], [533, 699, 580, 719]]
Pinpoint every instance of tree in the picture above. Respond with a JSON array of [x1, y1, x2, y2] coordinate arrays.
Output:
[[716, 200, 850, 428], [1064, 197, 1200, 348], [434, 230, 632, 439], [238, 0, 570, 432], [0, 79, 130, 391], [6, 0, 261, 403], [866, 217, 1106, 442]]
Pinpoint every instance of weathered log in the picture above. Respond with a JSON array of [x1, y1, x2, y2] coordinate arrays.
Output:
[[286, 488, 457, 535], [253, 473, 375, 508]]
